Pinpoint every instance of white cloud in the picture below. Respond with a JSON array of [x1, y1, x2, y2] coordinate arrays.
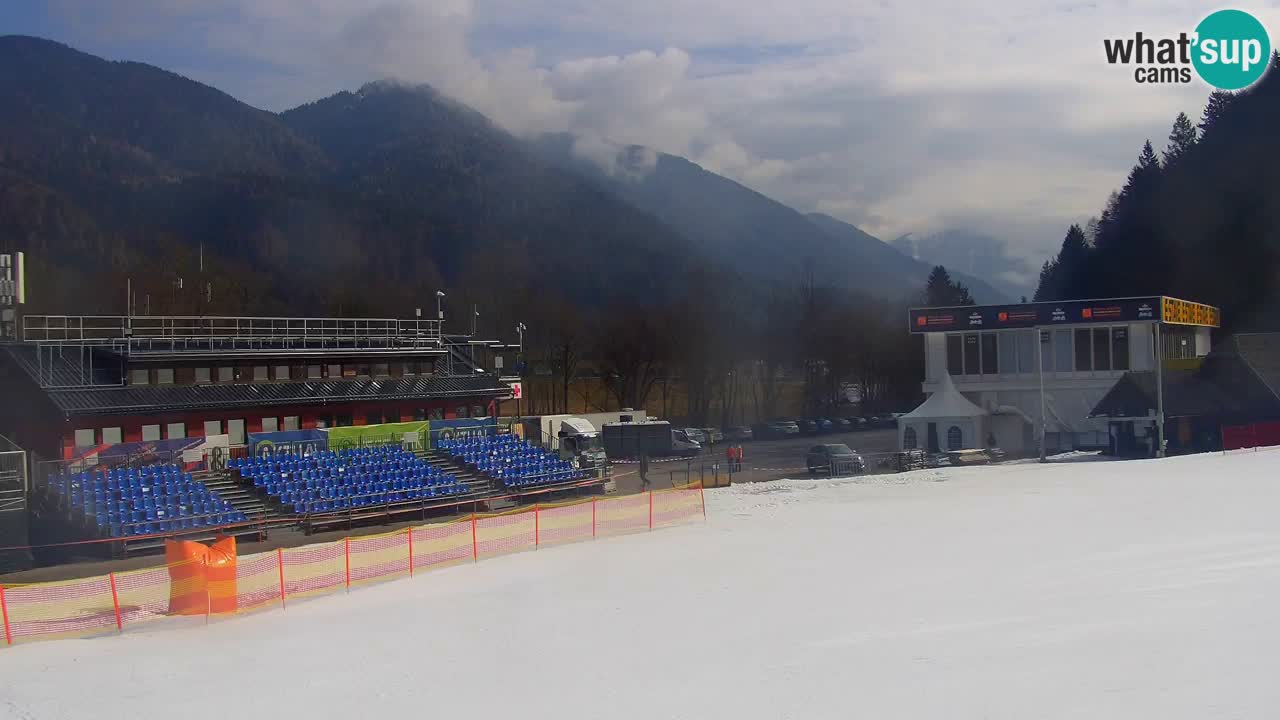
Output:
[[45, 0, 1280, 271]]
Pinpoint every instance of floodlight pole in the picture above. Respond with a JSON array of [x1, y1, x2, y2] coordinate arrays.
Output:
[[1155, 322, 1165, 458], [1038, 329, 1047, 463]]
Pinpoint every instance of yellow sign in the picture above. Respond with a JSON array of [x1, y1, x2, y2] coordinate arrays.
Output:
[[1161, 297, 1220, 328]]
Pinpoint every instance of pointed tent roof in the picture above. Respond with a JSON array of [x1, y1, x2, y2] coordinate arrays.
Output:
[[901, 373, 987, 420]]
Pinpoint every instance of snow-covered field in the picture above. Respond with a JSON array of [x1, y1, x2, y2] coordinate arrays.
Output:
[[5, 450, 1280, 719]]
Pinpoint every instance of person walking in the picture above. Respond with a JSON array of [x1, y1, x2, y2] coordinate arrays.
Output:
[[734, 444, 744, 472], [639, 451, 651, 491]]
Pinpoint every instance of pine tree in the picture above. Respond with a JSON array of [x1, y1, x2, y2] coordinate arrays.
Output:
[[1200, 90, 1235, 135], [1162, 112, 1197, 166], [924, 265, 976, 306], [1138, 139, 1159, 170]]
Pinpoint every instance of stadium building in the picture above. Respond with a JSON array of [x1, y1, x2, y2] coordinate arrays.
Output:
[[902, 296, 1222, 456]]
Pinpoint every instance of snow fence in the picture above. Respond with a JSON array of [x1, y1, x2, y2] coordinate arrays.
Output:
[[0, 486, 705, 646]]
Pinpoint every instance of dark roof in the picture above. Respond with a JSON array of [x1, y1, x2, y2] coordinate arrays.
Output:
[[2, 345, 508, 417], [1232, 333, 1280, 398], [2, 344, 120, 386], [1091, 350, 1280, 420]]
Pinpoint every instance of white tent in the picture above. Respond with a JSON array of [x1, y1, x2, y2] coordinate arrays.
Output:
[[899, 373, 988, 452]]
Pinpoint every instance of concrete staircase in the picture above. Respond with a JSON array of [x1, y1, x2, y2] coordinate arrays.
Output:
[[194, 469, 275, 521]]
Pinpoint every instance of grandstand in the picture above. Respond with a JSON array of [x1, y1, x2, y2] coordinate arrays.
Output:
[[439, 434, 587, 490], [50, 464, 248, 538]]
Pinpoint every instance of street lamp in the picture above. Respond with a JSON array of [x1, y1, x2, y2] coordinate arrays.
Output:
[[435, 290, 445, 323], [516, 322, 526, 353], [472, 305, 479, 336]]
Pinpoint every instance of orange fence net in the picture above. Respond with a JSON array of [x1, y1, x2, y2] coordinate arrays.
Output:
[[0, 486, 705, 647]]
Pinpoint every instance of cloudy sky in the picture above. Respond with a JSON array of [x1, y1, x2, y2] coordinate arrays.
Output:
[[5, 1, 1278, 285]]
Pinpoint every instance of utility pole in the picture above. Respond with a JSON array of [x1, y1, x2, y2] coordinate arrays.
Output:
[[1038, 329, 1048, 462]]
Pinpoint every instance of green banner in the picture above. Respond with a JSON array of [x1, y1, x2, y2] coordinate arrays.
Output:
[[327, 421, 431, 450]]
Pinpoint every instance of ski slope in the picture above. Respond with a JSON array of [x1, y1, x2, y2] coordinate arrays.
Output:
[[5, 450, 1280, 719]]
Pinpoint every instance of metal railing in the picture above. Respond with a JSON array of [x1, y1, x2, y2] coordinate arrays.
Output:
[[0, 450, 27, 514], [22, 315, 444, 353]]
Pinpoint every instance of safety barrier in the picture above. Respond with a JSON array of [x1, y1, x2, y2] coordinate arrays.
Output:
[[0, 485, 705, 647]]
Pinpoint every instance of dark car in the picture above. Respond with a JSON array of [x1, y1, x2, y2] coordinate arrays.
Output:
[[806, 443, 865, 475], [816, 418, 835, 433], [797, 419, 819, 435], [725, 425, 754, 441], [833, 418, 853, 432]]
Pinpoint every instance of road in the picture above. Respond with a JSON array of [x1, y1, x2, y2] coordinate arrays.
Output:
[[612, 427, 901, 493]]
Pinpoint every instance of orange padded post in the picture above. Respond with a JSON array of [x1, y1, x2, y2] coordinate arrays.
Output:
[[206, 536, 238, 614], [164, 539, 209, 616]]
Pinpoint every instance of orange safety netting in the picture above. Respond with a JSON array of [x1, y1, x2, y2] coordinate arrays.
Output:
[[0, 486, 706, 648]]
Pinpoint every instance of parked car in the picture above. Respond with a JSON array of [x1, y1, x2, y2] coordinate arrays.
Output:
[[702, 427, 725, 444], [815, 418, 835, 433], [724, 425, 754, 441], [876, 413, 897, 427], [806, 443, 866, 475], [766, 420, 801, 438], [797, 419, 820, 435], [683, 428, 707, 445], [833, 418, 853, 432]]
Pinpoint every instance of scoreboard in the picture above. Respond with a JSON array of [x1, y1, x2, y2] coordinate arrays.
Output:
[[909, 296, 1220, 333]]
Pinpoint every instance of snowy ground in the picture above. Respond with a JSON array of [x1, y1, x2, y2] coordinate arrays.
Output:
[[5, 450, 1280, 719]]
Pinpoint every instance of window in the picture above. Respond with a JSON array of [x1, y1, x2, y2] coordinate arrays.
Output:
[[336, 415, 353, 427], [456, 406, 469, 418], [1112, 328, 1130, 371], [307, 365, 322, 379], [429, 408, 444, 421], [273, 365, 290, 381], [373, 363, 390, 378], [1054, 330, 1072, 373], [946, 335, 963, 375], [227, 419, 246, 445], [963, 334, 980, 375], [403, 363, 417, 377], [472, 405, 486, 418], [1016, 330, 1034, 373], [165, 423, 185, 439], [315, 416, 331, 429], [130, 369, 150, 385], [414, 408, 427, 421], [74, 429, 96, 448], [947, 426, 963, 450], [1039, 331, 1054, 372], [156, 368, 175, 385], [1074, 329, 1092, 371], [261, 417, 279, 433], [998, 333, 1017, 375], [903, 426, 918, 449], [253, 366, 269, 382], [204, 420, 223, 437], [283, 416, 300, 431], [366, 412, 383, 425], [142, 424, 161, 441], [195, 367, 212, 384], [1092, 328, 1112, 371], [980, 334, 998, 374], [327, 364, 341, 378], [102, 427, 122, 445], [357, 364, 371, 377], [217, 367, 234, 383], [342, 365, 357, 378]]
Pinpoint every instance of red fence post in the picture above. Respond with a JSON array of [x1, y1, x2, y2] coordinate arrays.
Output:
[[344, 537, 351, 591], [0, 585, 11, 645], [276, 548, 286, 610], [649, 491, 654, 530], [471, 513, 478, 562], [407, 529, 414, 577], [592, 498, 597, 538], [1253, 423, 1259, 452], [700, 484, 706, 520], [535, 504, 540, 548], [203, 557, 210, 626], [108, 572, 123, 632]]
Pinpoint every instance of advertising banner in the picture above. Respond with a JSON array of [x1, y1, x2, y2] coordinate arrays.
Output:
[[910, 297, 1162, 333], [429, 418, 497, 448], [247, 430, 328, 459], [327, 421, 431, 450]]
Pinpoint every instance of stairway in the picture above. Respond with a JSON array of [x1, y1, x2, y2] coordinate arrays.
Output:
[[194, 469, 274, 521], [416, 450, 498, 498]]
